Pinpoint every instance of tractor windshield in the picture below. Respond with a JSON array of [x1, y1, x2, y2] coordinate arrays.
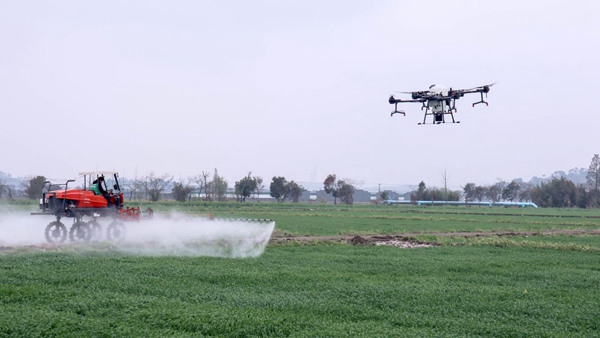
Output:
[[99, 175, 120, 192]]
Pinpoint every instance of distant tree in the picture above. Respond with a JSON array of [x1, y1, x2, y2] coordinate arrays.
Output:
[[587, 154, 600, 208], [486, 181, 505, 204], [518, 182, 532, 202], [587, 154, 600, 191], [474, 185, 487, 202], [172, 180, 194, 202], [379, 191, 389, 202], [575, 185, 589, 208], [337, 180, 355, 205], [323, 175, 355, 205], [234, 173, 257, 202], [323, 174, 340, 204], [142, 172, 173, 202], [421, 186, 460, 202], [270, 176, 289, 202], [502, 180, 521, 202], [192, 171, 212, 201], [286, 180, 304, 203], [211, 169, 228, 201], [448, 190, 461, 201], [531, 176, 583, 208], [121, 177, 143, 201], [0, 177, 6, 199], [23, 175, 47, 200], [6, 186, 14, 200], [254, 176, 264, 202], [440, 168, 450, 203], [463, 183, 477, 203], [410, 181, 427, 202]]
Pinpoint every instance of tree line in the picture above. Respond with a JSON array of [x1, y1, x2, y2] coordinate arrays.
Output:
[[411, 154, 600, 208], [4, 154, 600, 208], [4, 169, 359, 205]]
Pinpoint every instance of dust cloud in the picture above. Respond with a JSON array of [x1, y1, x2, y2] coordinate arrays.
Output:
[[0, 211, 275, 258]]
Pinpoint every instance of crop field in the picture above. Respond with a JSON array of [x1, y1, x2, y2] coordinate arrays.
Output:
[[1, 202, 600, 337]]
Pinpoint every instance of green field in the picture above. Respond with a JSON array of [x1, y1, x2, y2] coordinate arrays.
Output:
[[1, 202, 600, 337], [152, 202, 600, 236]]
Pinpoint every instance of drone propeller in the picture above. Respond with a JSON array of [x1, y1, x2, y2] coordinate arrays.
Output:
[[464, 82, 497, 91]]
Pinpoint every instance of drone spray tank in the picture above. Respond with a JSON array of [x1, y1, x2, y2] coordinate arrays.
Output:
[[426, 84, 448, 121]]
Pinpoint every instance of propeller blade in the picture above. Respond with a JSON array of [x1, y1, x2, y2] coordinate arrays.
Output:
[[463, 82, 497, 91]]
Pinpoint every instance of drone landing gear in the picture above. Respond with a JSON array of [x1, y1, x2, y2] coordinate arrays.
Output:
[[472, 91, 489, 107], [390, 102, 406, 117]]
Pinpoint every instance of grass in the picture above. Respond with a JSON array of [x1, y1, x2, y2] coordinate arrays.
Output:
[[2, 201, 600, 336], [1, 245, 600, 337]]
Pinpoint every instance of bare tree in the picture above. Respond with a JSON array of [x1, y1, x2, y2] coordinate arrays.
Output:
[[192, 171, 212, 201], [486, 180, 506, 204], [141, 172, 173, 202], [0, 178, 6, 199], [211, 169, 228, 201], [440, 167, 450, 203], [502, 180, 521, 202], [587, 154, 600, 207], [518, 182, 532, 202], [124, 177, 143, 201], [254, 176, 264, 202], [474, 185, 487, 202]]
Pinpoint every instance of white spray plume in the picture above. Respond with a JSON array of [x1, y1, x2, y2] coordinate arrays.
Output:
[[0, 211, 275, 258]]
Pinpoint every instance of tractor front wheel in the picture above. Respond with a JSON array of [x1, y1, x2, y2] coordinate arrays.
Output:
[[69, 221, 92, 243], [45, 221, 67, 243], [106, 221, 126, 241]]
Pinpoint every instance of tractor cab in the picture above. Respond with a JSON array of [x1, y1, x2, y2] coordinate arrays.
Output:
[[80, 171, 121, 195], [79, 171, 124, 208]]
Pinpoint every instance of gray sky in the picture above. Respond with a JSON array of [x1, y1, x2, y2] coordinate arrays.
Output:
[[1, 0, 598, 189]]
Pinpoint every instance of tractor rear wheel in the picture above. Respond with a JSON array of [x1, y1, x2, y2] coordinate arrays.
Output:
[[106, 220, 126, 241], [45, 221, 67, 243], [69, 221, 92, 243]]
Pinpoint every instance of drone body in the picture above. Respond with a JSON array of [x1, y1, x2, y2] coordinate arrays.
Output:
[[388, 83, 496, 125]]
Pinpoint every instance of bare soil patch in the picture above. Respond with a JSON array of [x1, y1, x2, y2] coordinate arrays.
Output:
[[269, 229, 600, 247], [3, 229, 600, 252]]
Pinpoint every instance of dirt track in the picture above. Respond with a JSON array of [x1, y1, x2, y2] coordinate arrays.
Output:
[[269, 229, 600, 245]]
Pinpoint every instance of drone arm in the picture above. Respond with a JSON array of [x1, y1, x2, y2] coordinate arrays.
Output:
[[388, 96, 427, 117], [388, 96, 426, 104], [452, 87, 492, 107]]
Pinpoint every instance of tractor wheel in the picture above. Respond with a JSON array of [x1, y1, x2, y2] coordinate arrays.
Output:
[[106, 221, 126, 241], [88, 220, 103, 241], [45, 221, 67, 243], [69, 221, 92, 243]]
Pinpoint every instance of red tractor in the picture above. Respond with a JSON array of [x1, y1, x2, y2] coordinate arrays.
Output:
[[31, 171, 153, 243]]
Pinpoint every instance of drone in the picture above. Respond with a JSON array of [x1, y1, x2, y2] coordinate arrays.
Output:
[[388, 83, 496, 125]]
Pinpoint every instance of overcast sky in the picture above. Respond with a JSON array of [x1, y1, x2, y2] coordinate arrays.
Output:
[[1, 0, 598, 190]]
